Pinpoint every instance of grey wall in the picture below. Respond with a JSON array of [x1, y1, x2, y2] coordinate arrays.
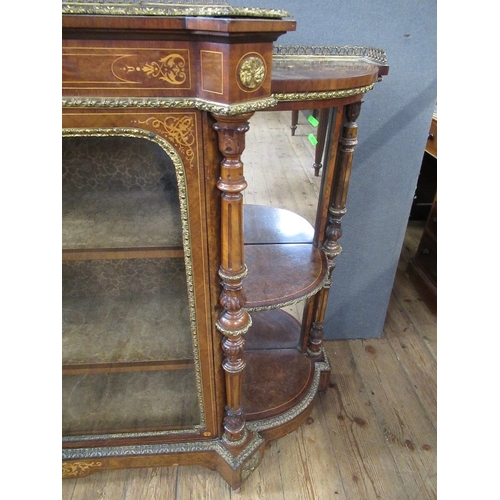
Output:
[[232, 0, 437, 339]]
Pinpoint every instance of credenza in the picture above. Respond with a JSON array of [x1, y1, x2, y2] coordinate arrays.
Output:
[[62, 0, 388, 489]]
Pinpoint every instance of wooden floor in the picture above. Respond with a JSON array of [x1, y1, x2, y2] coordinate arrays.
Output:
[[62, 111, 437, 500]]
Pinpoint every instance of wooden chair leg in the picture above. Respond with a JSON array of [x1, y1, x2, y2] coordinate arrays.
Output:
[[291, 110, 299, 136], [313, 108, 330, 176]]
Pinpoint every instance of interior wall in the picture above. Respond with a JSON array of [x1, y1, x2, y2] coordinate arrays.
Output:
[[231, 0, 437, 339]]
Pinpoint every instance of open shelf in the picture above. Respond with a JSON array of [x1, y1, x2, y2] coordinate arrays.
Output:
[[243, 309, 313, 421], [245, 309, 302, 350], [245, 244, 326, 310], [243, 350, 313, 421], [243, 204, 326, 310]]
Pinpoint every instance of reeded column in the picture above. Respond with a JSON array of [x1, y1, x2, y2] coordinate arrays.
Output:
[[212, 113, 254, 446], [308, 101, 362, 356]]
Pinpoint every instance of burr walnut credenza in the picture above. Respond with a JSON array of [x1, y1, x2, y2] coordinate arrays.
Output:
[[62, 0, 388, 489]]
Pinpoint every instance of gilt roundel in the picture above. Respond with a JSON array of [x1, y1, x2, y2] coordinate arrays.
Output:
[[237, 53, 266, 92]]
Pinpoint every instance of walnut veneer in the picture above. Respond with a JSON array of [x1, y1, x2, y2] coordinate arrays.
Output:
[[62, 1, 388, 489]]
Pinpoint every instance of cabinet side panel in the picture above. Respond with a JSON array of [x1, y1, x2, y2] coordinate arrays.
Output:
[[200, 111, 226, 437]]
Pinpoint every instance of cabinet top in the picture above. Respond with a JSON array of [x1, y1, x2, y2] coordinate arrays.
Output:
[[62, 1, 296, 35], [62, 1, 388, 113], [272, 45, 388, 96], [62, 0, 291, 19]]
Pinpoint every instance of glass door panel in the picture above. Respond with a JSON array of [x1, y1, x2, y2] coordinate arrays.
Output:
[[62, 135, 201, 437]]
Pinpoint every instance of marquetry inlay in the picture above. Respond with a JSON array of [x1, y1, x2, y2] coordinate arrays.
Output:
[[63, 48, 192, 90], [136, 114, 197, 169], [139, 53, 188, 85], [62, 461, 102, 477]]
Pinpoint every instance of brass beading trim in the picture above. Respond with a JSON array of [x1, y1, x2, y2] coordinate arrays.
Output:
[[63, 432, 266, 471], [273, 44, 387, 65], [246, 274, 328, 312], [62, 1, 290, 18], [62, 96, 278, 115], [329, 207, 347, 216], [218, 264, 248, 282], [216, 313, 252, 337], [272, 84, 375, 103]]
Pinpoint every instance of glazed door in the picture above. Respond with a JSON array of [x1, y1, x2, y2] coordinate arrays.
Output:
[[62, 111, 217, 443]]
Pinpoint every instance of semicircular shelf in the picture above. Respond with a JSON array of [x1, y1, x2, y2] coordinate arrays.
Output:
[[243, 204, 326, 311]]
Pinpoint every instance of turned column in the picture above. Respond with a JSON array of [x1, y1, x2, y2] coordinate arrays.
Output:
[[308, 101, 362, 357], [212, 113, 254, 446]]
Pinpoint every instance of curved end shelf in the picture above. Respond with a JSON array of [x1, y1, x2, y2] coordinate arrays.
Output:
[[243, 309, 314, 421], [244, 244, 326, 310], [243, 350, 314, 421], [243, 204, 326, 311]]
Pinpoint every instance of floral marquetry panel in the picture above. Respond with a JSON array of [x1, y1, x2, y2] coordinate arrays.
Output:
[[62, 461, 102, 478], [63, 43, 196, 98]]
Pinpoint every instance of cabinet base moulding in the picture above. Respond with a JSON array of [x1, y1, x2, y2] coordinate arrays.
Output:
[[62, 358, 328, 488]]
